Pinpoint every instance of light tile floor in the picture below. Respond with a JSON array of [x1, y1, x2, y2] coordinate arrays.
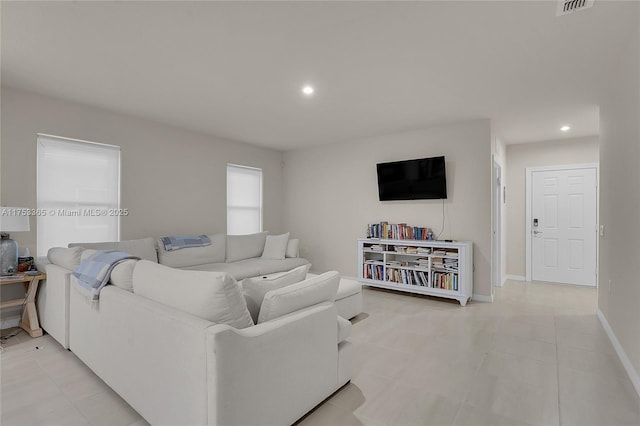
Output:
[[2, 280, 640, 426]]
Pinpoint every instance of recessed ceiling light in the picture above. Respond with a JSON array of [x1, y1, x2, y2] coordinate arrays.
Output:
[[301, 85, 314, 96], [560, 125, 571, 132]]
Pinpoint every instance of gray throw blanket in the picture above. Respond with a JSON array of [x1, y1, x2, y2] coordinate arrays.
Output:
[[159, 234, 211, 251], [72, 250, 139, 301]]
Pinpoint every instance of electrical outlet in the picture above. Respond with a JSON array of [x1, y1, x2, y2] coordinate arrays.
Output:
[[600, 225, 605, 237]]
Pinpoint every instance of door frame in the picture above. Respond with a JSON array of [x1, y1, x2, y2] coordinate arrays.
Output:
[[492, 158, 503, 289], [525, 163, 599, 283]]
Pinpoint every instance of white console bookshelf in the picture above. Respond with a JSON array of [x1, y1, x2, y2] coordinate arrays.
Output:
[[357, 238, 473, 306]]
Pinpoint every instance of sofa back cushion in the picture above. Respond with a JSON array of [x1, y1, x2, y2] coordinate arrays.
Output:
[[133, 260, 254, 329], [257, 271, 340, 324], [81, 249, 137, 292], [225, 232, 268, 263], [69, 237, 158, 262], [261, 233, 290, 260], [241, 264, 310, 323], [157, 233, 226, 268], [285, 239, 299, 258], [47, 247, 84, 271]]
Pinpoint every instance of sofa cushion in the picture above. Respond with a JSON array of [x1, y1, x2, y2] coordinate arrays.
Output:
[[258, 271, 340, 324], [133, 260, 253, 329], [47, 247, 84, 271], [109, 259, 137, 291], [69, 237, 158, 262], [183, 257, 311, 280], [81, 249, 137, 292], [251, 258, 311, 277], [182, 261, 261, 281], [225, 232, 268, 263], [241, 264, 310, 322], [157, 233, 225, 268], [285, 239, 299, 258], [261, 233, 289, 260]]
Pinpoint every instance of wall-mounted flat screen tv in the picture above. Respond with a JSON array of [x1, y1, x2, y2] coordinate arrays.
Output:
[[376, 156, 447, 201]]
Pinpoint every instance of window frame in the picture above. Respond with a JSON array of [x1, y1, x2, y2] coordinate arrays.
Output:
[[36, 133, 121, 256], [226, 163, 263, 235]]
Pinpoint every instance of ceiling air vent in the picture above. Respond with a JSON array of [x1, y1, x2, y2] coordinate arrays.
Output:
[[557, 0, 595, 16]]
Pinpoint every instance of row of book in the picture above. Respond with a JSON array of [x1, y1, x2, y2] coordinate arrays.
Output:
[[432, 272, 459, 291], [432, 257, 459, 273], [363, 263, 459, 291], [367, 221, 433, 240], [363, 263, 384, 281], [432, 249, 458, 257], [394, 246, 431, 254], [387, 268, 429, 287], [387, 260, 429, 270]]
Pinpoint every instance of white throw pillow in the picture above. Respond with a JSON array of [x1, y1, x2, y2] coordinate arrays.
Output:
[[258, 271, 340, 324], [47, 247, 84, 271], [133, 260, 254, 328], [285, 239, 299, 258], [241, 264, 310, 322], [261, 233, 290, 260], [157, 233, 226, 268]]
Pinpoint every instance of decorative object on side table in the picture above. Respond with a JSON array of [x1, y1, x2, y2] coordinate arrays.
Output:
[[0, 207, 31, 275]]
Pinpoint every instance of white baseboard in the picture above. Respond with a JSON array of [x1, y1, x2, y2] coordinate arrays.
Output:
[[506, 274, 526, 281], [0, 316, 20, 330], [597, 309, 640, 399], [472, 293, 493, 303]]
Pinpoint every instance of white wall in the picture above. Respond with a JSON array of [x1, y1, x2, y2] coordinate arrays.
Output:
[[283, 119, 493, 298], [0, 87, 285, 323], [505, 136, 600, 278], [0, 87, 285, 255], [598, 2, 640, 385]]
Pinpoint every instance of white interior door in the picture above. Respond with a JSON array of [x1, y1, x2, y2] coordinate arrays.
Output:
[[531, 167, 597, 286]]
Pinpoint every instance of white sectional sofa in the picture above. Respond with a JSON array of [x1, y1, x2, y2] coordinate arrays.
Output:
[[36, 233, 359, 425]]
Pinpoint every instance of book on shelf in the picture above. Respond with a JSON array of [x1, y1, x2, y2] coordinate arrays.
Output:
[[366, 221, 433, 241]]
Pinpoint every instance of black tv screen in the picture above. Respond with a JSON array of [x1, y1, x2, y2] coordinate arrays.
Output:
[[376, 156, 447, 201]]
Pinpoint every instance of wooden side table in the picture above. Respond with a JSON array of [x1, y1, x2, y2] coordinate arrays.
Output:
[[0, 273, 46, 337]]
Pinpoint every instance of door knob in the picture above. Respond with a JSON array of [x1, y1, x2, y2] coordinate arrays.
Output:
[[533, 230, 542, 235]]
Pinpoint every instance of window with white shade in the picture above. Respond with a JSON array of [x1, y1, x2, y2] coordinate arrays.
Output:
[[227, 164, 262, 235], [37, 134, 121, 256]]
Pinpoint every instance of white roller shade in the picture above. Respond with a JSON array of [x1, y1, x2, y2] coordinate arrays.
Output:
[[37, 134, 121, 256], [227, 164, 262, 235]]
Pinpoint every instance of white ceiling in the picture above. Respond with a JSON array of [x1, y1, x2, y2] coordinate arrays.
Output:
[[2, 1, 637, 150]]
